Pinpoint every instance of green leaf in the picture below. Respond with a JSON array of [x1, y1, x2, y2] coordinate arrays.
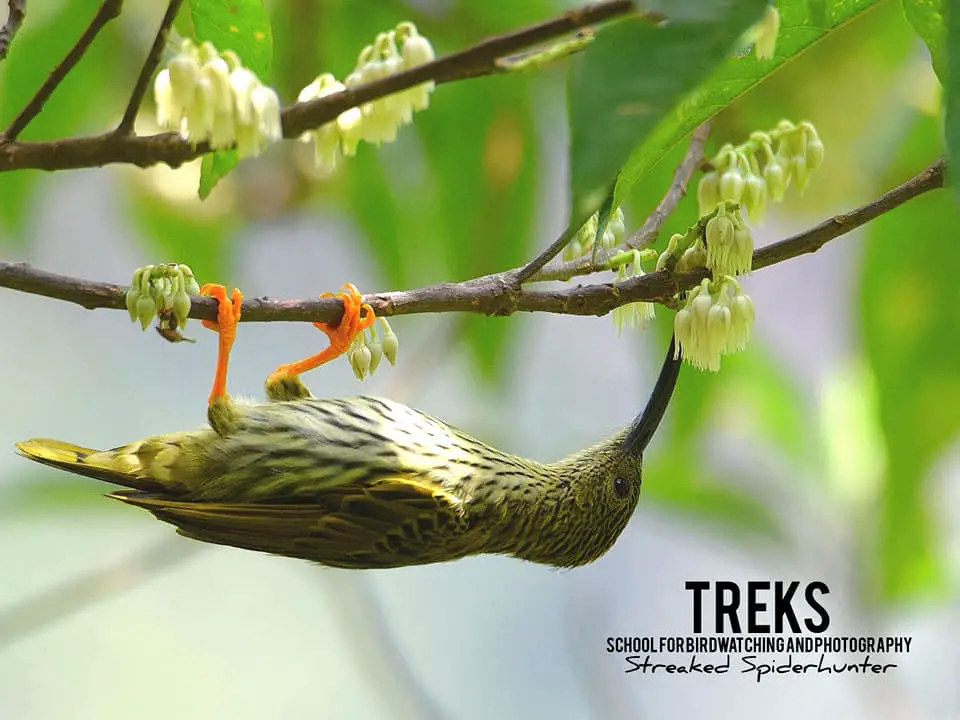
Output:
[[198, 150, 239, 200], [902, 0, 945, 80], [859, 112, 956, 602], [189, 0, 273, 197], [568, 2, 766, 229], [613, 0, 883, 210], [188, 0, 273, 78]]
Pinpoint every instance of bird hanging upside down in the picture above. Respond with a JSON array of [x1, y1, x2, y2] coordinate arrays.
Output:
[[16, 283, 682, 569]]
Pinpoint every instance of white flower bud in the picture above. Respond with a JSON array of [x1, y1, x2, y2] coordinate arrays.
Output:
[[349, 344, 372, 380], [401, 31, 435, 67], [791, 154, 808, 192], [181, 267, 201, 296], [608, 207, 625, 239], [184, 75, 215, 143], [197, 41, 218, 65], [742, 173, 767, 222], [173, 288, 191, 330], [126, 284, 141, 322], [136, 295, 157, 330], [153, 70, 177, 128], [676, 245, 707, 272], [698, 171, 720, 216], [562, 239, 584, 262], [235, 120, 260, 158], [691, 290, 712, 324], [210, 109, 235, 149], [168, 53, 201, 110], [382, 329, 399, 365], [251, 85, 281, 143], [806, 137, 824, 171], [368, 336, 383, 374], [731, 225, 753, 275], [705, 214, 734, 273], [726, 292, 755, 353], [230, 67, 259, 125], [312, 124, 343, 173], [203, 57, 233, 113], [401, 32, 436, 112], [337, 106, 364, 157], [764, 159, 786, 201], [719, 168, 745, 203]]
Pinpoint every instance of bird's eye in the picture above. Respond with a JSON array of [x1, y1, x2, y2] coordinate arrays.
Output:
[[613, 476, 630, 498]]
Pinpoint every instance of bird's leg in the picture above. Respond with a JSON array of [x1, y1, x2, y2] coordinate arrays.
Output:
[[200, 284, 243, 434], [265, 283, 375, 402]]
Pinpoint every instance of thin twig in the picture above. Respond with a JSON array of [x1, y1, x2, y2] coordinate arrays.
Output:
[[115, 0, 184, 135], [0, 0, 26, 62], [1, 0, 124, 143], [512, 223, 581, 286], [523, 121, 712, 284], [628, 121, 710, 249], [0, 159, 945, 324], [0, 0, 637, 172], [0, 537, 199, 650]]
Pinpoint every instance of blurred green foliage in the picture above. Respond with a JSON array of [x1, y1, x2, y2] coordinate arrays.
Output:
[[1, 0, 957, 608], [0, 0, 123, 234], [860, 112, 958, 602]]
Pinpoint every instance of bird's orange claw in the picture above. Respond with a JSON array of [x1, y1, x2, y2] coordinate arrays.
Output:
[[200, 284, 243, 405], [267, 283, 374, 385]]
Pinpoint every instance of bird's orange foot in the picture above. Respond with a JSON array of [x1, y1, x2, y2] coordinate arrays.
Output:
[[200, 284, 243, 405], [266, 283, 374, 387]]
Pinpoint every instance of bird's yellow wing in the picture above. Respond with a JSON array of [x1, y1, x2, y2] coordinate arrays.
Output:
[[109, 476, 476, 569]]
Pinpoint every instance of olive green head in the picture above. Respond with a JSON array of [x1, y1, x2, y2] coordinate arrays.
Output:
[[506, 336, 682, 567]]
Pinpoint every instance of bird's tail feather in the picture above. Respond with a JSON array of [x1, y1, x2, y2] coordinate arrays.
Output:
[[15, 438, 169, 493]]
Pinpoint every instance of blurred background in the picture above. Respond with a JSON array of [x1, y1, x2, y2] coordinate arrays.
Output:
[[1, 0, 958, 718]]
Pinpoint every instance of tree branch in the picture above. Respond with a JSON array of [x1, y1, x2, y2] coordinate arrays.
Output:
[[1, 0, 123, 143], [0, 0, 638, 172], [115, 0, 184, 135], [0, 0, 25, 62], [0, 159, 945, 326]]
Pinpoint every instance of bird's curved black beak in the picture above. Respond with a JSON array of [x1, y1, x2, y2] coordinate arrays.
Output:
[[622, 335, 682, 456]]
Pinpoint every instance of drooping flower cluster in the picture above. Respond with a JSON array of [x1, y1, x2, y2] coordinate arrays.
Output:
[[297, 74, 363, 172], [610, 249, 655, 334], [703, 203, 753, 277], [126, 264, 201, 342], [563, 207, 626, 262], [347, 317, 399, 381], [698, 120, 824, 223], [656, 201, 752, 279], [673, 277, 754, 372], [154, 40, 282, 158], [298, 22, 435, 173]]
